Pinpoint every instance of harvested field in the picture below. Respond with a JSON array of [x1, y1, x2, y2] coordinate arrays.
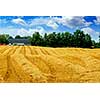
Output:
[[0, 46, 100, 83]]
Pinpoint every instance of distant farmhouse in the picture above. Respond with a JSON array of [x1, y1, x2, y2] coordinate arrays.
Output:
[[8, 39, 30, 45]]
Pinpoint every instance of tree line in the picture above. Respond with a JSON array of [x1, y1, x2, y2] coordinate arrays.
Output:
[[30, 30, 100, 48], [0, 29, 100, 48]]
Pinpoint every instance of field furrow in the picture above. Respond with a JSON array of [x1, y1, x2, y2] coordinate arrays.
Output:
[[0, 46, 100, 83]]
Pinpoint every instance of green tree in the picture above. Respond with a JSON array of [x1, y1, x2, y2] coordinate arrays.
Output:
[[62, 32, 72, 47], [31, 32, 43, 46], [15, 35, 21, 39], [43, 33, 49, 46], [73, 30, 86, 47], [47, 32, 57, 47], [84, 34, 92, 48], [56, 33, 62, 47], [0, 34, 9, 44], [29, 30, 95, 48], [8, 36, 13, 39]]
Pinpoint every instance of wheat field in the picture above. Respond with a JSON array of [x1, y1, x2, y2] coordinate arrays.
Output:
[[0, 46, 100, 83]]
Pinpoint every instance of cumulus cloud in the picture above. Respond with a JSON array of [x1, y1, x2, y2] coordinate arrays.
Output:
[[16, 26, 46, 37], [30, 17, 48, 26], [11, 16, 91, 29], [94, 16, 100, 25], [81, 27, 99, 35], [47, 20, 58, 29], [0, 27, 19, 37], [81, 27, 99, 42], [0, 26, 46, 37], [53, 16, 92, 29], [12, 18, 27, 26], [29, 26, 46, 35], [30, 17, 59, 29], [17, 28, 29, 36]]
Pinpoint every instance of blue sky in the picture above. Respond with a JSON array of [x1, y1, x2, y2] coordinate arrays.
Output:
[[0, 16, 100, 41]]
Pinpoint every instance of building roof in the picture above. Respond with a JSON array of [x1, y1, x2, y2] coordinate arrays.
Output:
[[8, 39, 30, 44]]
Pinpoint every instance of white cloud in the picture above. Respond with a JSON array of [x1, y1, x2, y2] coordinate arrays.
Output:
[[0, 26, 46, 37], [53, 16, 92, 29], [17, 28, 29, 36], [28, 26, 46, 36], [12, 18, 27, 26], [81, 27, 99, 35], [30, 17, 59, 29], [47, 20, 58, 29], [81, 27, 99, 42], [10, 16, 92, 29], [94, 16, 100, 25], [16, 27, 46, 37], [30, 16, 92, 29], [62, 16, 73, 20], [0, 27, 19, 37], [30, 17, 49, 26]]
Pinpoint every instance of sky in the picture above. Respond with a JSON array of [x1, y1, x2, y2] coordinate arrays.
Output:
[[0, 16, 100, 42]]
